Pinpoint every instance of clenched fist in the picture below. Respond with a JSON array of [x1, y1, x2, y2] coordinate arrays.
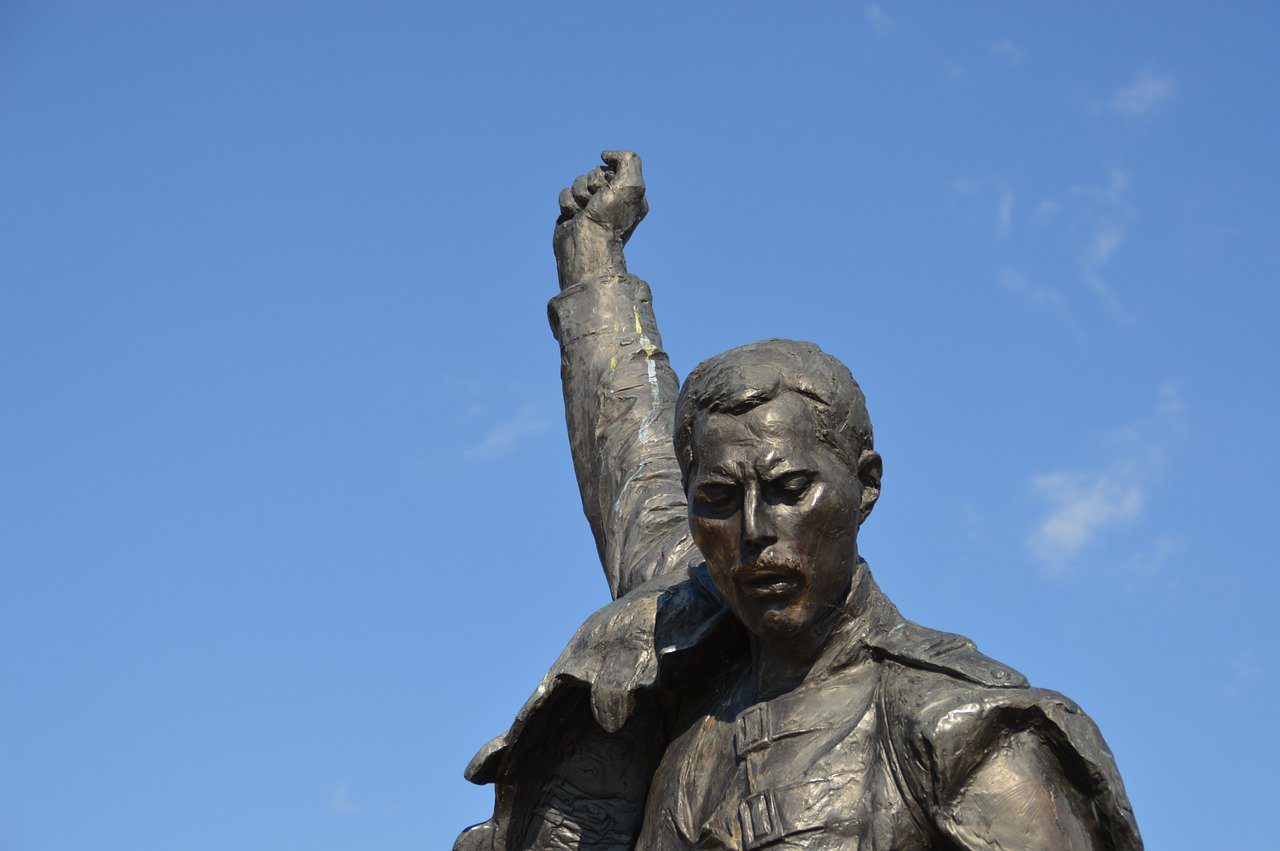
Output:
[[553, 150, 648, 289]]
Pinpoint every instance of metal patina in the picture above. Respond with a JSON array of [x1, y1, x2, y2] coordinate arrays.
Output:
[[456, 152, 1142, 850]]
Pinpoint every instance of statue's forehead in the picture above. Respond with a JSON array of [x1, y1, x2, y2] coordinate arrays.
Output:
[[694, 394, 822, 463]]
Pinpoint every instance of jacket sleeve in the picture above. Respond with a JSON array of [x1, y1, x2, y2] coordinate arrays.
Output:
[[885, 670, 1143, 850], [455, 571, 728, 851], [548, 274, 695, 599]]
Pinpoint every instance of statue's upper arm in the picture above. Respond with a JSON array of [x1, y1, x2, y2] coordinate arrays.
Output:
[[941, 727, 1098, 850], [882, 669, 1141, 851]]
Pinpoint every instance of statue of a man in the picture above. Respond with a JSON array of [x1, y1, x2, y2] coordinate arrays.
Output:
[[456, 152, 1142, 849]]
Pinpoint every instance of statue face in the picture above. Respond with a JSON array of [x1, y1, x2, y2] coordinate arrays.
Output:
[[687, 392, 862, 640]]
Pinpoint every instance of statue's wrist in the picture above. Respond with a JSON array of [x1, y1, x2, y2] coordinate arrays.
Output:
[[548, 273, 650, 344], [556, 220, 628, 289]]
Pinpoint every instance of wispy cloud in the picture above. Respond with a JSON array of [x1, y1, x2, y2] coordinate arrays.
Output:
[[997, 267, 1075, 329], [1109, 71, 1174, 118], [1029, 468, 1147, 569], [996, 183, 1015, 239], [865, 4, 891, 36], [950, 177, 1015, 239], [1225, 652, 1264, 699], [1116, 535, 1183, 583], [466, 404, 548, 460], [1032, 198, 1061, 226], [1157, 379, 1184, 417], [1027, 383, 1185, 575], [1084, 225, 1125, 303], [993, 38, 1024, 66], [1071, 169, 1133, 312], [958, 501, 985, 542], [954, 165, 1142, 325], [952, 175, 1107, 331], [329, 784, 360, 814]]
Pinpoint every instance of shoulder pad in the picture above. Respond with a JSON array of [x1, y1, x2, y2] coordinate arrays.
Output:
[[869, 618, 1028, 689]]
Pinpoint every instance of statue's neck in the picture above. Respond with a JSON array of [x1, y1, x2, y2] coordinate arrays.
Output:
[[746, 567, 863, 698], [749, 632, 827, 698]]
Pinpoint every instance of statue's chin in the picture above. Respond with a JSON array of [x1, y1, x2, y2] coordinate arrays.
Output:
[[751, 604, 811, 639]]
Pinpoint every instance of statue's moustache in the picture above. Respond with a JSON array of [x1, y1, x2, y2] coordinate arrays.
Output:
[[733, 552, 806, 584]]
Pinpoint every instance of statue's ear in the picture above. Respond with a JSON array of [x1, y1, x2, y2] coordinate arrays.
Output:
[[857, 449, 882, 523]]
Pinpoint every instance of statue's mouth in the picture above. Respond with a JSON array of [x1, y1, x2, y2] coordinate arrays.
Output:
[[737, 562, 804, 601]]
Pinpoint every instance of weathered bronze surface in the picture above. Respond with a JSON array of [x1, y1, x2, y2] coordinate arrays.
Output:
[[456, 152, 1142, 850]]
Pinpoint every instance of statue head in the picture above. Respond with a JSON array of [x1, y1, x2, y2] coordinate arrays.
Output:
[[675, 339, 882, 640]]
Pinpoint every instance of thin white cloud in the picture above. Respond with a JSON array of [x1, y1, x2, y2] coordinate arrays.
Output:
[[996, 183, 1015, 239], [954, 168, 1138, 320], [1116, 535, 1183, 582], [466, 404, 548, 460], [950, 176, 982, 199], [998, 268, 1072, 326], [1225, 652, 1264, 699], [1027, 383, 1185, 574], [1029, 468, 1147, 569], [958, 501, 985, 542], [865, 4, 891, 36], [1071, 169, 1134, 312], [950, 177, 1015, 239], [1083, 224, 1125, 305], [1157, 380, 1184, 417], [329, 784, 361, 814], [993, 38, 1024, 66], [1071, 167, 1130, 207], [1033, 198, 1061, 226], [1109, 71, 1174, 118]]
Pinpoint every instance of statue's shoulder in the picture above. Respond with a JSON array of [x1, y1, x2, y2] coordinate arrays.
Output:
[[564, 561, 728, 674], [525, 563, 723, 729], [868, 615, 1028, 691], [866, 597, 1049, 769], [465, 561, 734, 786], [871, 614, 1068, 755], [870, 609, 1138, 844], [876, 634, 1075, 757]]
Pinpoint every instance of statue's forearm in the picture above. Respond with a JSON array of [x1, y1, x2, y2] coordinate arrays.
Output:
[[548, 272, 693, 599], [547, 151, 695, 599], [555, 219, 628, 290]]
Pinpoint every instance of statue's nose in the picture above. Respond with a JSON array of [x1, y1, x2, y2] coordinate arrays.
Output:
[[742, 484, 777, 551]]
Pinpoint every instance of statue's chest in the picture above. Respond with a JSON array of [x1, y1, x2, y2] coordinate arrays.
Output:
[[640, 662, 926, 850]]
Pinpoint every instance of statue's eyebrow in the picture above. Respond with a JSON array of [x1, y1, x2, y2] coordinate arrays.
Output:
[[760, 453, 814, 476], [765, 466, 815, 481], [698, 464, 737, 481]]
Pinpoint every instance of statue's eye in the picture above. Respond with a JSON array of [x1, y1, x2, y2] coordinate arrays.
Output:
[[695, 483, 737, 514], [766, 471, 813, 504]]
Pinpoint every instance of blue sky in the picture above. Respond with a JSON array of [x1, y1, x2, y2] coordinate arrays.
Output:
[[2, 3, 1277, 848]]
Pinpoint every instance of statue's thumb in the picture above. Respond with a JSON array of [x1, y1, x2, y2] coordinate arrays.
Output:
[[601, 150, 644, 186]]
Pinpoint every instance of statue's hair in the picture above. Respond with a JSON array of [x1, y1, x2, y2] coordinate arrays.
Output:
[[673, 339, 873, 488]]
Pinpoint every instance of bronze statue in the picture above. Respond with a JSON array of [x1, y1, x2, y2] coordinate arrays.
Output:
[[456, 152, 1142, 849]]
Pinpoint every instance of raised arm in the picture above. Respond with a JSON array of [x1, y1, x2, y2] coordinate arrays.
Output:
[[548, 151, 694, 599]]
